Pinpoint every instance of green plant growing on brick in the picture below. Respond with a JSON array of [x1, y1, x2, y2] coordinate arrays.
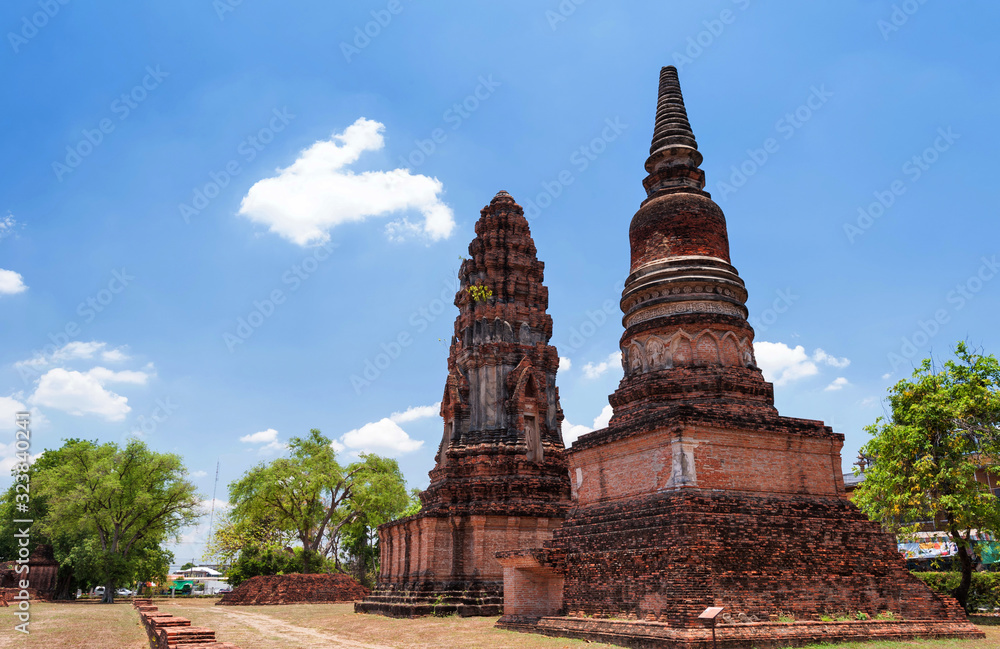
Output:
[[875, 611, 899, 621], [854, 611, 870, 620], [467, 283, 492, 302], [777, 613, 795, 623], [819, 614, 835, 622]]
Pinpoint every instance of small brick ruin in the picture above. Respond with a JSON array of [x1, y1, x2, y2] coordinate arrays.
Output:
[[216, 573, 369, 606], [493, 66, 984, 647], [134, 598, 240, 649], [0, 544, 59, 602], [355, 191, 572, 617]]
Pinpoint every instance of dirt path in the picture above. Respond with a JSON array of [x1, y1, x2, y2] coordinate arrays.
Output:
[[209, 607, 395, 649]]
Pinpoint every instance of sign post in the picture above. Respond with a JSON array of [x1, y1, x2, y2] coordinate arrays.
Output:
[[698, 606, 725, 649]]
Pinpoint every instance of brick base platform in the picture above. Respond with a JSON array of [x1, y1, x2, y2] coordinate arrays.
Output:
[[496, 489, 983, 645], [496, 616, 985, 648], [355, 580, 502, 617]]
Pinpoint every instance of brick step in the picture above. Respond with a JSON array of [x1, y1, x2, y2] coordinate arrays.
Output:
[[154, 626, 217, 649], [355, 600, 503, 617], [361, 593, 502, 604]]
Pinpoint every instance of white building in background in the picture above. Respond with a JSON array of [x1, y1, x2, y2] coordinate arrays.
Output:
[[175, 566, 229, 594]]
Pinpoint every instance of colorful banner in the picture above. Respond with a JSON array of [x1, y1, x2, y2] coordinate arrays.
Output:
[[898, 540, 958, 559]]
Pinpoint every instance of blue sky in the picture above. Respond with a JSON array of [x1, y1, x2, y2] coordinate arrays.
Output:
[[2, 1, 998, 564]]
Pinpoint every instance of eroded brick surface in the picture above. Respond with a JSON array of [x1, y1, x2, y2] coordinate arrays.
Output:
[[357, 191, 572, 617]]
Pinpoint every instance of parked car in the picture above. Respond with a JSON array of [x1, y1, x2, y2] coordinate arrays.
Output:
[[217, 587, 232, 594], [116, 588, 134, 597], [93, 586, 105, 597]]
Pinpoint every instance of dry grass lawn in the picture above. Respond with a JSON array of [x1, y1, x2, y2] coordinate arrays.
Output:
[[0, 599, 996, 649]]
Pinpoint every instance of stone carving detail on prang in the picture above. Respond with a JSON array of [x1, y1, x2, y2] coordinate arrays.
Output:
[[623, 329, 756, 375], [624, 299, 746, 328]]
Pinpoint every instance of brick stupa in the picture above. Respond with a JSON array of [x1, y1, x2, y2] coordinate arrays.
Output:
[[494, 67, 983, 647], [355, 191, 572, 617]]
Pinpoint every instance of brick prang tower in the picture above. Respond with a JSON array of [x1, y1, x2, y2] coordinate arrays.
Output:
[[356, 190, 572, 618], [494, 67, 983, 647]]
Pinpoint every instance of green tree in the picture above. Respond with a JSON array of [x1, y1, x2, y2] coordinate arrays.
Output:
[[203, 509, 294, 568], [339, 460, 412, 585], [228, 429, 408, 574], [854, 342, 1000, 610], [34, 438, 202, 603], [180, 562, 195, 571]]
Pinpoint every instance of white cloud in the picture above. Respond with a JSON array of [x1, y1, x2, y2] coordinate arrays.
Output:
[[755, 342, 851, 387], [240, 428, 278, 444], [191, 470, 209, 478], [18, 341, 130, 369], [0, 269, 26, 295], [824, 377, 850, 392], [29, 368, 131, 420], [562, 404, 615, 447], [0, 213, 16, 241], [101, 348, 130, 362], [592, 404, 613, 429], [238, 117, 455, 246], [582, 352, 622, 380], [559, 357, 572, 372], [813, 348, 850, 369], [389, 402, 440, 424], [54, 341, 106, 361], [340, 418, 424, 456], [561, 421, 592, 447], [0, 397, 44, 474], [861, 396, 878, 407], [881, 373, 892, 380], [238, 428, 286, 454], [200, 498, 230, 513], [85, 367, 151, 385]]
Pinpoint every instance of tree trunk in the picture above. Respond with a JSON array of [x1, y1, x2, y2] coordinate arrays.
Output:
[[103, 578, 115, 604], [951, 533, 974, 611]]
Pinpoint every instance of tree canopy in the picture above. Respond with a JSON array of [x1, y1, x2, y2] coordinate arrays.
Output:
[[225, 429, 410, 575], [32, 438, 202, 602], [854, 341, 1000, 610]]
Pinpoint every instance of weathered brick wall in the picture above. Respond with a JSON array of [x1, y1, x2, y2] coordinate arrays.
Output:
[[379, 513, 562, 585], [547, 489, 968, 627], [570, 413, 843, 503]]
